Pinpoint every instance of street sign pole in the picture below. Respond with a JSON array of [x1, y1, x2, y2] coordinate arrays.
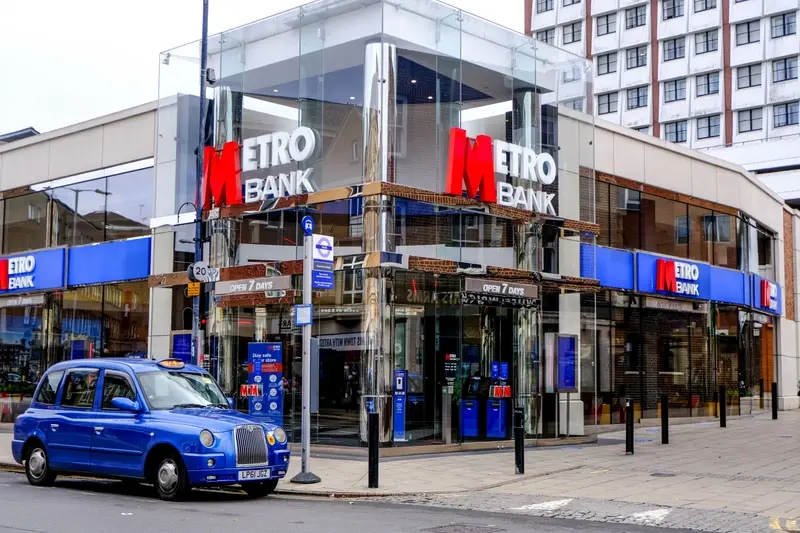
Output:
[[292, 217, 321, 484]]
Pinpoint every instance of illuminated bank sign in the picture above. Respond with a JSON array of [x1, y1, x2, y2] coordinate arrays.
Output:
[[0, 248, 66, 294], [445, 127, 558, 215], [637, 253, 710, 300], [754, 276, 781, 314], [202, 126, 316, 209]]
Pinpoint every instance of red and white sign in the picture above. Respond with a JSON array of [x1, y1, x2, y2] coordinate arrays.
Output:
[[0, 255, 36, 291], [444, 127, 558, 215], [201, 126, 316, 209], [655, 258, 700, 296], [760, 279, 778, 311]]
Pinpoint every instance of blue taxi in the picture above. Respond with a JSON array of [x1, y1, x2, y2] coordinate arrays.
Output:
[[11, 358, 290, 500]]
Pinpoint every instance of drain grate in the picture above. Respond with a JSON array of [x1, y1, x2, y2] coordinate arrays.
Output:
[[651, 472, 676, 477], [423, 525, 505, 533]]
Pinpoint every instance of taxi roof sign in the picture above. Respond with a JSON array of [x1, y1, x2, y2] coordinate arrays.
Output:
[[157, 359, 186, 369]]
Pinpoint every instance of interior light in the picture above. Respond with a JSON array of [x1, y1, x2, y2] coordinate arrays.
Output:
[[411, 79, 417, 84], [273, 89, 279, 93], [350, 96, 356, 100], [427, 96, 434, 100]]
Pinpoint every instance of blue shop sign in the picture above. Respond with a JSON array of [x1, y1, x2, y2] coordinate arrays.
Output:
[[752, 274, 781, 315], [637, 253, 710, 300], [0, 248, 66, 294], [68, 237, 151, 286]]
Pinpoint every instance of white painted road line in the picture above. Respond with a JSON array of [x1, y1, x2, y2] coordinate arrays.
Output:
[[626, 509, 671, 525], [511, 499, 573, 512]]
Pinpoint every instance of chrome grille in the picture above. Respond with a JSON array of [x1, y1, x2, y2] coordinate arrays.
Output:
[[234, 425, 268, 466]]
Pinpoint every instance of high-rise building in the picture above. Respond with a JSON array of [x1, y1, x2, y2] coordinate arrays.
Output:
[[524, 0, 800, 203]]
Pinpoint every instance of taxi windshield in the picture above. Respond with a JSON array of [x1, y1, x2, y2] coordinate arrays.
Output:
[[137, 371, 229, 410]]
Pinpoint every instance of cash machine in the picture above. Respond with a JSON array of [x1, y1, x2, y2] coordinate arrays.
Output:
[[486, 361, 511, 438]]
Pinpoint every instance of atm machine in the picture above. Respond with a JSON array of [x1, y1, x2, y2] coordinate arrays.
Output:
[[486, 362, 511, 439]]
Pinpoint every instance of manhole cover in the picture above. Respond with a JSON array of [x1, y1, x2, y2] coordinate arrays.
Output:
[[651, 472, 676, 477], [423, 525, 505, 533]]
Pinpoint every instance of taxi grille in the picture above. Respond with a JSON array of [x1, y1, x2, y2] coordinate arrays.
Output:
[[234, 425, 268, 466]]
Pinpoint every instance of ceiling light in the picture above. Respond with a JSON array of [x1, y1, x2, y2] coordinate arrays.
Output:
[[427, 96, 434, 100], [350, 96, 356, 100], [273, 89, 279, 93], [411, 79, 417, 84]]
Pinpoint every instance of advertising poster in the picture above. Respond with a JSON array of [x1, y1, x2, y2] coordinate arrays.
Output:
[[557, 335, 578, 393], [247, 342, 283, 426], [171, 332, 193, 364]]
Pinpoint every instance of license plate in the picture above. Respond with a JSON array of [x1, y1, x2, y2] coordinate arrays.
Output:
[[238, 469, 271, 481]]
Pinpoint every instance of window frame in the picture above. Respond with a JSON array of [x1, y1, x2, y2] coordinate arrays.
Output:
[[773, 57, 799, 83], [537, 28, 555, 45], [695, 29, 719, 54], [697, 115, 721, 139], [665, 120, 688, 143], [664, 78, 687, 102], [663, 0, 685, 20], [563, 21, 583, 44], [626, 45, 648, 69], [736, 20, 760, 45], [100, 370, 138, 411], [537, 0, 554, 13], [34, 370, 65, 406], [598, 92, 619, 115], [696, 72, 720, 96], [626, 5, 647, 29], [737, 63, 762, 89], [563, 0, 580, 5], [627, 86, 649, 110], [771, 12, 797, 39], [738, 108, 763, 133], [774, 102, 800, 128], [664, 37, 686, 61], [59, 368, 100, 410], [597, 12, 617, 36], [597, 52, 618, 75], [694, 0, 716, 12]]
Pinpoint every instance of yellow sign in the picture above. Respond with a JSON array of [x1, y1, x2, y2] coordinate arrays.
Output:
[[188, 282, 201, 297]]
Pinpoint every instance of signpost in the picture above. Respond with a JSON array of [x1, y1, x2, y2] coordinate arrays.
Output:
[[292, 216, 323, 485]]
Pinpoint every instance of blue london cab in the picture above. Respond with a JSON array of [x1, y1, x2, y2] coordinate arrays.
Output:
[[11, 358, 290, 500]]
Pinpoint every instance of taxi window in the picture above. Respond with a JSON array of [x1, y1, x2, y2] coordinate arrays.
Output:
[[101, 372, 136, 410], [35, 371, 64, 405], [61, 369, 100, 409]]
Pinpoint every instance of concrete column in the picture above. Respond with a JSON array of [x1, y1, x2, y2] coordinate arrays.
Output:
[[359, 41, 397, 442]]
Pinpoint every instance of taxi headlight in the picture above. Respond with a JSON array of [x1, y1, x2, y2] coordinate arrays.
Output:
[[199, 430, 214, 448], [273, 427, 287, 444]]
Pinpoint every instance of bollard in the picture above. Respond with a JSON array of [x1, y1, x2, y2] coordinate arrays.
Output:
[[625, 399, 634, 455], [759, 378, 765, 410], [772, 382, 779, 420], [368, 411, 379, 488], [719, 386, 726, 428], [514, 408, 525, 475], [661, 394, 669, 445]]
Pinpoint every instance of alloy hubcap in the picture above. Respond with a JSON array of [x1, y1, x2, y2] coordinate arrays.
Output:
[[157, 460, 179, 493], [28, 449, 46, 479]]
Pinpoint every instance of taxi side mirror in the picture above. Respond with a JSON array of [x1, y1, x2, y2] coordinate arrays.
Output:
[[111, 397, 141, 412], [227, 397, 235, 409]]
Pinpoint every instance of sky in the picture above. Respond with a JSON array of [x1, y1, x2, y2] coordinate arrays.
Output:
[[0, 0, 523, 134]]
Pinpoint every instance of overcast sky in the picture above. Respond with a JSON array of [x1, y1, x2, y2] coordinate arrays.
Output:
[[0, 0, 523, 134]]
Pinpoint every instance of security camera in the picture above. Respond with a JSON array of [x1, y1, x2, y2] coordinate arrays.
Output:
[[206, 68, 216, 86]]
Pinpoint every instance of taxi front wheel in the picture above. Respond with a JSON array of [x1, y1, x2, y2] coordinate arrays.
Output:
[[242, 479, 278, 498], [154, 454, 188, 501], [25, 445, 57, 487]]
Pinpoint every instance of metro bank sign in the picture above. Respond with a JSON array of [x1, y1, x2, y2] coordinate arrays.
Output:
[[445, 127, 558, 215], [637, 253, 710, 300], [0, 248, 66, 294]]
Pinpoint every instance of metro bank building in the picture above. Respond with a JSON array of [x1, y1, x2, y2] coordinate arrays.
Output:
[[2, 0, 797, 443]]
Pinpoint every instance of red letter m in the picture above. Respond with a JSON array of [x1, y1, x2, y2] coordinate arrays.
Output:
[[201, 142, 243, 209], [655, 259, 677, 292], [445, 127, 497, 203]]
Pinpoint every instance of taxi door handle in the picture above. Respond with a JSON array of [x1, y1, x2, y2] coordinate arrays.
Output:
[[50, 424, 59, 432], [94, 426, 104, 434]]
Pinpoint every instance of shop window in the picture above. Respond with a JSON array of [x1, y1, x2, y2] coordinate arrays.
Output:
[[452, 214, 480, 244], [703, 215, 732, 242], [342, 270, 363, 305], [61, 369, 99, 408], [34, 370, 64, 405], [641, 192, 688, 258], [105, 167, 153, 241], [757, 228, 775, 280], [3, 193, 49, 253], [688, 206, 713, 263], [675, 216, 689, 244]]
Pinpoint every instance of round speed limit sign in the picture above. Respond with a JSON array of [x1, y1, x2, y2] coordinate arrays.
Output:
[[189, 261, 209, 282]]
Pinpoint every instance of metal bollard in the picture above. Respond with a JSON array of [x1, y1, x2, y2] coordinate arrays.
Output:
[[625, 399, 634, 455], [719, 386, 726, 428], [759, 378, 765, 410], [772, 383, 779, 420], [661, 394, 669, 445], [368, 412, 379, 488], [514, 408, 525, 475]]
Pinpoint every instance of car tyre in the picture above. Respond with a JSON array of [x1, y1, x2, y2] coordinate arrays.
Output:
[[242, 479, 279, 499], [25, 445, 57, 487], [153, 454, 189, 501]]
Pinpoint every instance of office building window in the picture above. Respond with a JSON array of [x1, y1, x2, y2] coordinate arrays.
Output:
[[598, 52, 617, 75], [564, 0, 580, 5], [772, 13, 796, 38], [664, 0, 684, 19], [664, 37, 686, 60], [697, 115, 720, 139], [665, 121, 688, 142], [694, 0, 716, 12], [664, 78, 687, 102], [626, 45, 648, 69], [626, 5, 647, 28], [564, 98, 584, 111], [736, 21, 760, 45], [738, 108, 763, 132], [627, 86, 649, 109], [695, 29, 718, 53], [598, 92, 619, 115], [774, 57, 799, 83], [537, 0, 554, 13], [564, 21, 583, 44], [774, 102, 800, 128], [633, 125, 650, 134], [696, 72, 720, 96], [562, 64, 582, 82], [737, 64, 762, 88], [537, 28, 555, 45], [597, 13, 617, 36]]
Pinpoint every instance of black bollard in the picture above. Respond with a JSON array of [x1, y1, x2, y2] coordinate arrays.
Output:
[[661, 394, 669, 445], [625, 399, 634, 455], [514, 408, 525, 475], [368, 412, 379, 488], [772, 382, 779, 420], [719, 386, 726, 428], [759, 378, 765, 410]]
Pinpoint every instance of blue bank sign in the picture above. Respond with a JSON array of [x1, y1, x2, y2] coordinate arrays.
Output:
[[0, 248, 66, 294]]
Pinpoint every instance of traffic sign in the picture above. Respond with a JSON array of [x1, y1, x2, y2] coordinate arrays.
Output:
[[189, 261, 209, 282], [312, 234, 334, 261], [187, 282, 201, 297], [301, 216, 315, 236]]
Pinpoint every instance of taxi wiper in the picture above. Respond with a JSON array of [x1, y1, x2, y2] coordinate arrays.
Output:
[[171, 403, 209, 409], [207, 403, 229, 408]]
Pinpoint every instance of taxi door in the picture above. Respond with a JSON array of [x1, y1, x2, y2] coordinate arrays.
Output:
[[90, 370, 151, 478], [48, 368, 99, 471]]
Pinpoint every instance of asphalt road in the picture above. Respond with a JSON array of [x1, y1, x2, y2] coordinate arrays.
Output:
[[0, 471, 701, 533]]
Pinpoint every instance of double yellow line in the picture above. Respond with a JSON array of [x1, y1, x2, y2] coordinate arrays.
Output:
[[771, 518, 800, 531]]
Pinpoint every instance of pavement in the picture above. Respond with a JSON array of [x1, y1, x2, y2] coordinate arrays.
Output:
[[4, 412, 800, 532]]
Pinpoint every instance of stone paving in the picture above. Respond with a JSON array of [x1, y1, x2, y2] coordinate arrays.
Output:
[[3, 412, 800, 531]]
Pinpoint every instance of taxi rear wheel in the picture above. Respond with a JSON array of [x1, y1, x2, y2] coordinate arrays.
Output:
[[242, 479, 278, 498], [25, 445, 57, 487], [153, 454, 188, 501]]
